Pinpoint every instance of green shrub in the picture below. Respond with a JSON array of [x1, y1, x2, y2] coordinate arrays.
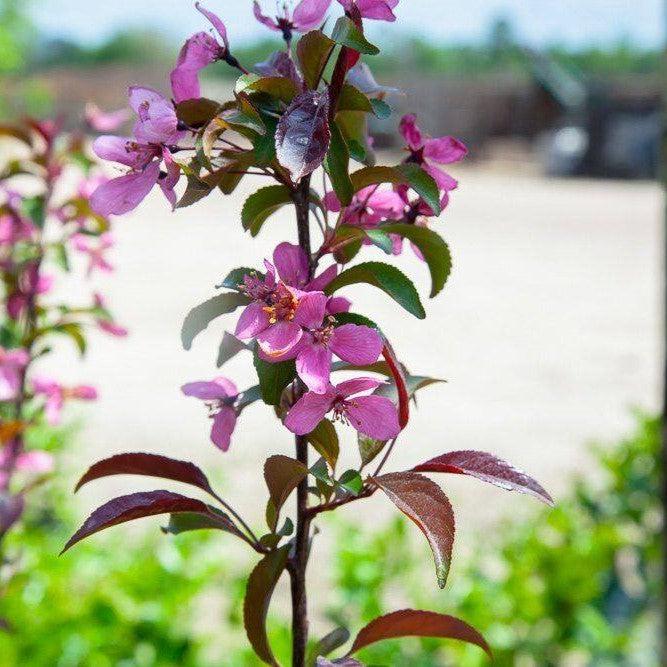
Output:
[[326, 413, 661, 666]]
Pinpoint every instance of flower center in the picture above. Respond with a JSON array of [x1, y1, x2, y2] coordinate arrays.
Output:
[[262, 283, 298, 324]]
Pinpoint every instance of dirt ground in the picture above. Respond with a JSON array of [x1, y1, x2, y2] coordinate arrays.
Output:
[[44, 163, 662, 542]]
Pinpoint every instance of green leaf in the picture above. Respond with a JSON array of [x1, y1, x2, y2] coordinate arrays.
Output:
[[380, 223, 452, 297], [253, 113, 278, 165], [242, 185, 293, 236], [331, 16, 379, 55], [370, 98, 391, 118], [323, 122, 353, 206], [324, 261, 426, 319], [350, 164, 441, 215], [243, 545, 290, 666], [306, 419, 340, 471], [218, 266, 259, 290], [264, 454, 308, 530], [175, 98, 221, 129], [217, 331, 251, 367], [337, 111, 373, 165], [358, 434, 387, 468], [235, 73, 299, 103], [21, 195, 46, 228], [297, 30, 336, 90], [223, 96, 266, 135], [337, 84, 373, 112], [338, 469, 363, 495], [161, 508, 240, 536], [331, 311, 380, 331], [181, 292, 249, 350], [51, 322, 86, 356], [253, 350, 296, 406], [176, 174, 213, 209], [307, 627, 351, 665], [310, 457, 331, 484], [365, 228, 394, 254]]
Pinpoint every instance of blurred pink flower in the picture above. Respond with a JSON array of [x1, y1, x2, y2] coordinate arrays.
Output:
[[324, 186, 404, 229], [93, 293, 128, 337], [32, 377, 97, 425], [72, 232, 114, 276], [181, 377, 239, 451], [85, 103, 131, 132], [0, 348, 29, 401], [7, 263, 53, 320]]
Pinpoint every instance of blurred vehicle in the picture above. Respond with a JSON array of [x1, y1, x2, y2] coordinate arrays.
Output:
[[531, 50, 660, 179]]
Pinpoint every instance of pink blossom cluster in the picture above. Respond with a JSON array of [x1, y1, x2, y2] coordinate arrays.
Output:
[[0, 118, 127, 536]]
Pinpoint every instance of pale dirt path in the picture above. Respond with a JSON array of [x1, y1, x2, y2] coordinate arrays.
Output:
[[44, 166, 661, 576]]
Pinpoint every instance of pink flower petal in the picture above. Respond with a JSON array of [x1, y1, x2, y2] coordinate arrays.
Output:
[[296, 342, 332, 393], [92, 135, 155, 170], [284, 389, 335, 435], [85, 103, 131, 132], [273, 242, 309, 288], [235, 302, 271, 339], [292, 0, 332, 30], [98, 320, 129, 337], [323, 191, 341, 212], [399, 113, 423, 151], [256, 321, 303, 357], [128, 86, 182, 144], [293, 291, 327, 329], [182, 377, 237, 400], [170, 32, 221, 102], [196, 1, 229, 49], [326, 296, 351, 315], [253, 1, 280, 30], [306, 264, 337, 292], [335, 376, 383, 398], [210, 406, 237, 451], [158, 148, 181, 210], [330, 324, 382, 365], [71, 385, 97, 400], [345, 394, 400, 440], [424, 136, 467, 164], [15, 450, 54, 474], [90, 161, 160, 217], [353, 0, 398, 20], [424, 163, 458, 192]]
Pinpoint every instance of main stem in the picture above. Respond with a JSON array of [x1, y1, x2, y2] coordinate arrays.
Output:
[[291, 176, 313, 667]]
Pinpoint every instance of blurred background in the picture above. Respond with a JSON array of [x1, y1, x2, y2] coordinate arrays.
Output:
[[0, 0, 662, 665]]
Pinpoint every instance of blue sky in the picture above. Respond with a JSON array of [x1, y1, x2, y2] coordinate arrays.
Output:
[[31, 0, 664, 49]]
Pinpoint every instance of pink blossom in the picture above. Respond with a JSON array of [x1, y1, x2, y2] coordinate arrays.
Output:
[[90, 87, 184, 217], [93, 293, 128, 337], [285, 377, 400, 440], [324, 186, 404, 229], [0, 348, 29, 401], [399, 114, 467, 193], [271, 242, 345, 316], [181, 377, 238, 451], [7, 263, 53, 320], [253, 0, 332, 38], [293, 320, 383, 393], [0, 447, 54, 475], [337, 0, 399, 21], [84, 103, 131, 132], [236, 267, 327, 359], [32, 378, 97, 425], [171, 3, 229, 103], [72, 233, 114, 276], [0, 211, 35, 246]]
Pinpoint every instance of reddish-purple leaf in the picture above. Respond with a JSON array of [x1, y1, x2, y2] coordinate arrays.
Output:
[[62, 490, 210, 553], [75, 452, 215, 496], [347, 609, 491, 657], [264, 454, 308, 530], [413, 450, 554, 506], [372, 472, 455, 588], [243, 544, 290, 666], [0, 494, 24, 538], [275, 90, 331, 181]]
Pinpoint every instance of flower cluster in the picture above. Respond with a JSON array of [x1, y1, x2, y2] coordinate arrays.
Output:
[[73, 3, 552, 664], [0, 118, 126, 547]]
